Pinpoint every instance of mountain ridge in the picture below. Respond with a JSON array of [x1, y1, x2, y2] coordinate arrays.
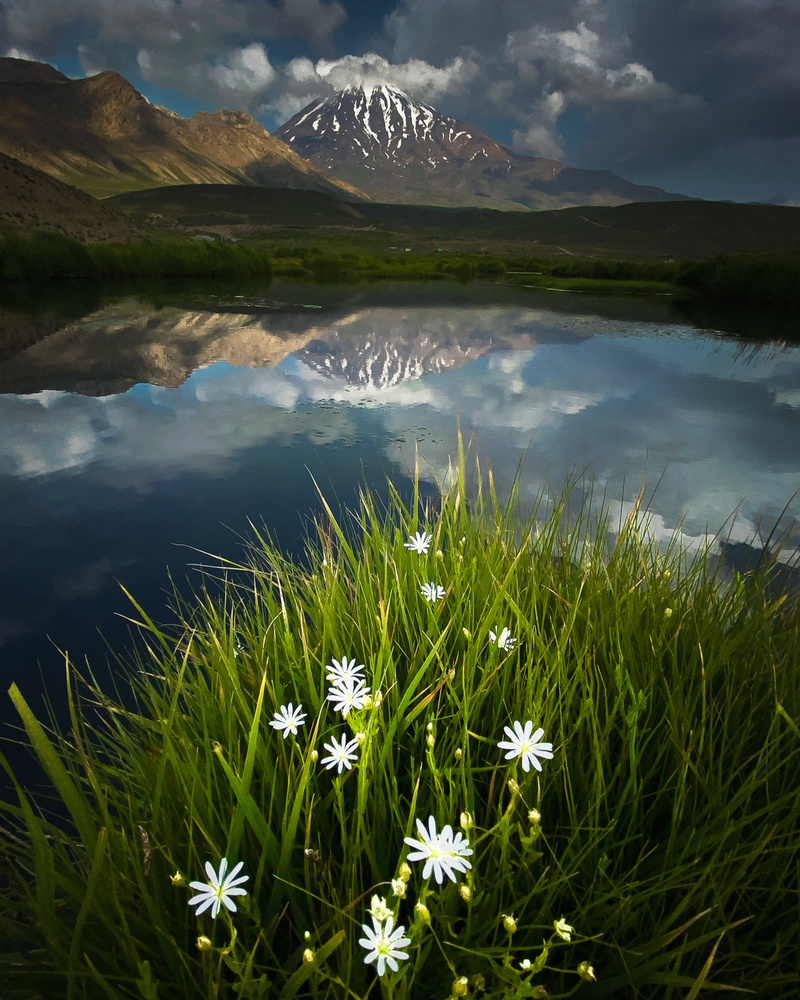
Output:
[[0, 57, 367, 201], [276, 83, 690, 211]]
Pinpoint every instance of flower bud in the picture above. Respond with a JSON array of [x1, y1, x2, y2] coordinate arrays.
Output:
[[664, 607, 673, 618], [528, 808, 541, 824], [391, 878, 407, 899], [355, 732, 366, 745], [415, 902, 431, 926], [304, 930, 311, 941], [502, 913, 517, 935], [460, 811, 473, 830], [446, 668, 456, 682], [662, 569, 671, 581], [426, 732, 435, 748], [361, 694, 374, 709], [458, 883, 471, 902], [169, 870, 186, 887], [454, 747, 463, 760], [374, 690, 384, 708], [520, 958, 532, 970], [452, 976, 469, 996], [436, 549, 444, 558], [554, 917, 574, 942], [577, 961, 596, 982], [508, 778, 519, 794], [302, 948, 315, 965], [462, 627, 471, 639], [310, 749, 318, 763], [196, 935, 213, 952], [399, 862, 412, 882], [369, 895, 393, 923]]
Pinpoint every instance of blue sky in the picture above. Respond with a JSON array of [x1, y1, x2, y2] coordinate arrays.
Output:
[[2, 0, 799, 204]]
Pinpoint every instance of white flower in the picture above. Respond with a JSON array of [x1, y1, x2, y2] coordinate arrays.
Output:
[[188, 858, 248, 918], [268, 702, 307, 738], [498, 721, 554, 773], [489, 626, 517, 651], [554, 917, 574, 941], [320, 733, 360, 774], [404, 530, 432, 555], [520, 958, 532, 970], [420, 582, 446, 603], [327, 676, 371, 716], [358, 915, 411, 977], [403, 816, 473, 885], [325, 656, 365, 686]]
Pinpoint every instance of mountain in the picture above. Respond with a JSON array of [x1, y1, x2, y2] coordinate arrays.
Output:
[[0, 57, 366, 201], [0, 149, 143, 242], [275, 84, 690, 211]]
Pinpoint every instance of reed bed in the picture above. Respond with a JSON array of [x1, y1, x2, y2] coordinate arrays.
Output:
[[1, 447, 798, 1000]]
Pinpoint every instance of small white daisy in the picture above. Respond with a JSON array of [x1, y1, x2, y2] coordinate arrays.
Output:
[[420, 582, 446, 603], [404, 531, 432, 555], [358, 916, 411, 976], [188, 858, 249, 918], [320, 733, 360, 774], [497, 721, 554, 773], [489, 625, 517, 651], [268, 702, 307, 739], [325, 656, 365, 686], [327, 676, 370, 716], [403, 816, 473, 884], [358, 915, 411, 977]]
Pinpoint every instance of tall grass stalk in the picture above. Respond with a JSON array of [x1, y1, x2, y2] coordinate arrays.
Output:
[[1, 444, 798, 999]]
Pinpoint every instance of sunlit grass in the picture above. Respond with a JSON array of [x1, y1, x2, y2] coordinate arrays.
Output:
[[1, 442, 798, 999]]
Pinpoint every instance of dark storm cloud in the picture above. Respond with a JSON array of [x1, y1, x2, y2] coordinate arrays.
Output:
[[2, 0, 348, 107], [573, 0, 800, 176], [382, 0, 800, 194]]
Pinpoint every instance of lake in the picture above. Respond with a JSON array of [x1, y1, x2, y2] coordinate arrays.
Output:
[[1, 277, 799, 777]]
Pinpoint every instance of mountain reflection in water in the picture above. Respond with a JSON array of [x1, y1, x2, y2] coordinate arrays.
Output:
[[1, 280, 799, 757]]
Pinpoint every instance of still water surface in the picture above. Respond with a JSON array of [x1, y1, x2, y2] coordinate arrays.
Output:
[[1, 278, 799, 762]]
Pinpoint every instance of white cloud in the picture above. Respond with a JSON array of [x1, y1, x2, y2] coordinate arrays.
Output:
[[208, 42, 277, 95], [267, 51, 480, 121], [4, 47, 36, 60]]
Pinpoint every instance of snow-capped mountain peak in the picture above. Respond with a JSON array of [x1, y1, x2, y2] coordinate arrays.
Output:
[[275, 85, 497, 174], [274, 84, 691, 210]]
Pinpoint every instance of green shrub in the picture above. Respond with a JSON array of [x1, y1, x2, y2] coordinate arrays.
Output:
[[1, 449, 798, 999]]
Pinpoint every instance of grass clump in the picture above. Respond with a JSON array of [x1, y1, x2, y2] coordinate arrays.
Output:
[[0, 231, 273, 281], [1, 449, 799, 1000]]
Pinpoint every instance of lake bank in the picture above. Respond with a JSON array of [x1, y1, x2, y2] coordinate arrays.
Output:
[[2, 463, 798, 998], [3, 229, 800, 312]]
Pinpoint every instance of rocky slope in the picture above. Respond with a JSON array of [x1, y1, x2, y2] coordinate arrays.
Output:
[[0, 57, 366, 201], [276, 84, 689, 210], [0, 150, 143, 241]]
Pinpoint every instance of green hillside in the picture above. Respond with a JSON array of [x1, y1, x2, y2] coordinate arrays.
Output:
[[107, 186, 800, 259]]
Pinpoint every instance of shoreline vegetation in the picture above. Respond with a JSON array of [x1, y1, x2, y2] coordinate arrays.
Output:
[[1, 452, 798, 999], [2, 229, 800, 308]]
